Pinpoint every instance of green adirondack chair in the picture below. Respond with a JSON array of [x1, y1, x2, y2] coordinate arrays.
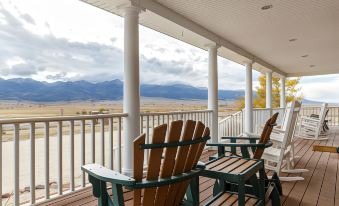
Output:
[[82, 120, 211, 206], [209, 113, 279, 159], [205, 113, 281, 205]]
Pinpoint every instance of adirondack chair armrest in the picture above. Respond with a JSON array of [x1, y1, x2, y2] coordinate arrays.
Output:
[[82, 164, 135, 186], [220, 136, 261, 140], [196, 161, 206, 169], [130, 168, 204, 189], [207, 141, 272, 149], [207, 141, 273, 158]]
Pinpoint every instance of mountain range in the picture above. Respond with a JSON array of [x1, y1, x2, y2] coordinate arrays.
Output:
[[0, 78, 244, 102]]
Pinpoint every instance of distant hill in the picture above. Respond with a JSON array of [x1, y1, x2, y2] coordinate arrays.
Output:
[[0, 78, 244, 102]]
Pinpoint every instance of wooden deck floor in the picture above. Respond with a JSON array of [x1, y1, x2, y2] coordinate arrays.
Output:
[[37, 127, 339, 206]]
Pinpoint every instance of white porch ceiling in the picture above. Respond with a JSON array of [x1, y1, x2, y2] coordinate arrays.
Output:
[[81, 0, 339, 77]]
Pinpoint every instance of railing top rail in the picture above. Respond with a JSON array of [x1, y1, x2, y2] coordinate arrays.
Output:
[[0, 113, 128, 124], [252, 108, 272, 111], [218, 110, 243, 124], [140, 109, 213, 116]]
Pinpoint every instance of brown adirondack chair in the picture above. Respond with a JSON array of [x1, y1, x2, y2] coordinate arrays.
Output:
[[82, 120, 210, 206], [209, 112, 279, 159], [204, 113, 281, 205]]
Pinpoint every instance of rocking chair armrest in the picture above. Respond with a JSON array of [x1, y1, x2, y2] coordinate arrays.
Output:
[[272, 128, 286, 133], [242, 132, 261, 138], [300, 116, 320, 123], [82, 164, 135, 186]]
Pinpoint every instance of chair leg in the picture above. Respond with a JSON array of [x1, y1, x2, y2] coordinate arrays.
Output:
[[212, 179, 225, 196], [88, 175, 115, 206], [238, 183, 246, 206], [111, 184, 124, 206], [185, 176, 199, 205]]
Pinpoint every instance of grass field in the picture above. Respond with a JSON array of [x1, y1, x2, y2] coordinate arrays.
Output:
[[0, 98, 238, 141]]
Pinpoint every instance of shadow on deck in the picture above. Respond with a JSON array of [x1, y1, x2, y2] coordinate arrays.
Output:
[[37, 127, 339, 206]]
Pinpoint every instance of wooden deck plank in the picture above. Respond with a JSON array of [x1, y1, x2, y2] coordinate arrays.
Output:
[[278, 137, 316, 204], [36, 128, 339, 206], [299, 133, 335, 206], [282, 137, 328, 205], [318, 132, 339, 206]]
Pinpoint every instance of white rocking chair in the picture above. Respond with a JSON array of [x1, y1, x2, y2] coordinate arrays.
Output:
[[261, 101, 308, 181], [298, 103, 328, 141]]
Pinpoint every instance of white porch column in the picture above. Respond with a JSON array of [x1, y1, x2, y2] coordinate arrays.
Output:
[[266, 72, 273, 115], [122, 6, 140, 176], [245, 61, 253, 133], [280, 77, 286, 108], [207, 44, 219, 143]]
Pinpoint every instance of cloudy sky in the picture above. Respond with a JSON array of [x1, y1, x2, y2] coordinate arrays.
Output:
[[1, 0, 339, 103]]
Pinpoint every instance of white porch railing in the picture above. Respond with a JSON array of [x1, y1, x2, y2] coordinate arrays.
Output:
[[0, 110, 213, 206], [2, 105, 339, 205], [218, 111, 244, 139], [218, 107, 286, 139], [0, 113, 127, 206], [218, 105, 339, 140], [299, 106, 339, 126]]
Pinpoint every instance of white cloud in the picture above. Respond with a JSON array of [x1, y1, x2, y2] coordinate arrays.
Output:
[[0, 0, 249, 91], [300, 74, 339, 103], [2, 0, 338, 102]]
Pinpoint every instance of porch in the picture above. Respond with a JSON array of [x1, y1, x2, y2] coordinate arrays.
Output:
[[1, 0, 339, 205], [0, 106, 338, 205], [34, 127, 339, 206]]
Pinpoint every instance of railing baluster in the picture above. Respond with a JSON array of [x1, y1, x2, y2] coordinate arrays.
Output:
[[14, 123, 19, 206], [44, 122, 50, 199], [145, 115, 150, 165], [109, 118, 114, 170], [207, 112, 210, 128], [91, 119, 95, 163], [118, 117, 122, 173], [100, 118, 105, 165], [0, 113, 128, 204], [69, 120, 74, 191], [80, 120, 85, 187], [140, 115, 144, 134], [57, 121, 63, 195], [30, 122, 36, 204], [337, 107, 339, 126]]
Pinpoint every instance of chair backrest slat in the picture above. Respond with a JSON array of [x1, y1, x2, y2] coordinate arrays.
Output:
[[133, 120, 209, 206], [318, 103, 328, 124], [133, 134, 146, 205], [193, 127, 210, 166], [253, 112, 279, 159], [173, 121, 206, 205], [142, 124, 167, 205], [164, 120, 197, 206], [281, 105, 292, 131], [282, 101, 302, 148], [154, 121, 183, 205]]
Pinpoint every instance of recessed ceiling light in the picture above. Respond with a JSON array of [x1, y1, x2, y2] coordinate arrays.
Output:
[[310, 65, 315, 68], [301, 54, 309, 58], [261, 5, 273, 10], [289, 38, 297, 42]]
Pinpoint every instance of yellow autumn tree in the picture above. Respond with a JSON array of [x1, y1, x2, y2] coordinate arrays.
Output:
[[235, 74, 303, 110]]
